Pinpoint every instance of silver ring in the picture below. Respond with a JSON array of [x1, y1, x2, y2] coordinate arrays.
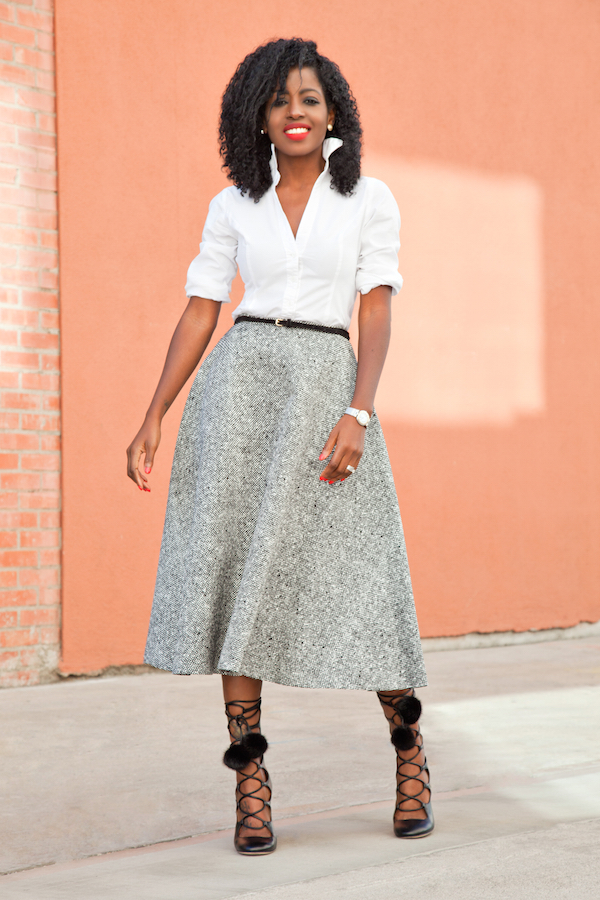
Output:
[[346, 465, 356, 474]]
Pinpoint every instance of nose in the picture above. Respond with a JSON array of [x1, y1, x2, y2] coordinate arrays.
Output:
[[288, 94, 304, 118]]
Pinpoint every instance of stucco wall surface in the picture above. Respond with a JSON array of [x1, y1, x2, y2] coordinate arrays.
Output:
[[53, 0, 600, 673]]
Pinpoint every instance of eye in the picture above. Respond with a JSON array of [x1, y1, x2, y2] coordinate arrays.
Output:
[[304, 97, 319, 105], [272, 98, 287, 107]]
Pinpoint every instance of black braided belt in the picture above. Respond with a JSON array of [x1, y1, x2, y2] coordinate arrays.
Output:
[[235, 315, 350, 341]]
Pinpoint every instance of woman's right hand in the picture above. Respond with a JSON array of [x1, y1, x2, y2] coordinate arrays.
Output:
[[124, 297, 221, 493], [126, 416, 161, 492]]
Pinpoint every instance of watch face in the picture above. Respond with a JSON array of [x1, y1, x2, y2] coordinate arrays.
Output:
[[357, 410, 370, 426]]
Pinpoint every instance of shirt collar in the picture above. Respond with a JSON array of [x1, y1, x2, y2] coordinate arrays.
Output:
[[269, 137, 344, 187]]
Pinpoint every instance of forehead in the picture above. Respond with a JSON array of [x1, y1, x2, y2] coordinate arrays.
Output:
[[276, 66, 323, 95]]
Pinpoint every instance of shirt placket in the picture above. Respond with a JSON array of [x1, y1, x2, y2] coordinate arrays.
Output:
[[282, 174, 325, 319], [280, 225, 300, 319]]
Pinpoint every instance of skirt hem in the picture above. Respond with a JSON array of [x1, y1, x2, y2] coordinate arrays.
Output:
[[144, 657, 428, 692]]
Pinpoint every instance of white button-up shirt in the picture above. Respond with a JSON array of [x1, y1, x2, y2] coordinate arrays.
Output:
[[185, 138, 403, 330]]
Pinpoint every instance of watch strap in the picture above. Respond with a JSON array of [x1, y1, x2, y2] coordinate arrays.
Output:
[[345, 407, 371, 427]]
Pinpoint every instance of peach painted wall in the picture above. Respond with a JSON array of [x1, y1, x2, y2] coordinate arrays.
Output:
[[55, 0, 600, 672]]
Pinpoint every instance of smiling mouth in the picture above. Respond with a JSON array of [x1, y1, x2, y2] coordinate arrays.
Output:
[[284, 126, 311, 138]]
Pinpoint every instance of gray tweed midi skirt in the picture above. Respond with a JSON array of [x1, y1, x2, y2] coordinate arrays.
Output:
[[144, 320, 427, 691]]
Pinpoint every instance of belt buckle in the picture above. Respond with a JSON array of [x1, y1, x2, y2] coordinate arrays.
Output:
[[275, 318, 284, 327]]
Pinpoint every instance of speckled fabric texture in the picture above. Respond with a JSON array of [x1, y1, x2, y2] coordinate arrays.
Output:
[[144, 321, 427, 691]]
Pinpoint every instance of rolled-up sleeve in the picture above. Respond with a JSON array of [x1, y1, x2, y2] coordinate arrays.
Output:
[[355, 181, 403, 296], [185, 190, 238, 302]]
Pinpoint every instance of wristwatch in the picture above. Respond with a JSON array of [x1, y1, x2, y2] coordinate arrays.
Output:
[[345, 407, 371, 427]]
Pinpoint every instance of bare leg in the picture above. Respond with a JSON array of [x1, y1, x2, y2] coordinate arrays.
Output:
[[221, 674, 274, 848], [222, 673, 262, 705], [378, 689, 434, 838]]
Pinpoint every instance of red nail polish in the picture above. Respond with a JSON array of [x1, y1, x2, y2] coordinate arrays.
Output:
[[329, 480, 334, 484], [145, 467, 151, 474], [138, 486, 142, 490]]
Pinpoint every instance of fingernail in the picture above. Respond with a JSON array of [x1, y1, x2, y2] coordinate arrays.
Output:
[[320, 476, 325, 481], [145, 467, 151, 474], [138, 486, 142, 490], [319, 454, 324, 461], [328, 480, 334, 485]]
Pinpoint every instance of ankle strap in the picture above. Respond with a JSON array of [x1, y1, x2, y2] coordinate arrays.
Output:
[[378, 690, 422, 751], [377, 689, 420, 719], [224, 698, 261, 719], [223, 698, 267, 770], [224, 698, 262, 736]]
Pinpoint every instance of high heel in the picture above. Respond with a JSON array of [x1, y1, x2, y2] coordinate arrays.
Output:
[[377, 690, 434, 839], [223, 698, 277, 855]]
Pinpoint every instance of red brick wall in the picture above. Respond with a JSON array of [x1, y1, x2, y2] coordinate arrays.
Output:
[[0, 0, 59, 687]]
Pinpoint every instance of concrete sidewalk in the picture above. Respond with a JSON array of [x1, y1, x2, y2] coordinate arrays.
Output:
[[1, 637, 599, 898]]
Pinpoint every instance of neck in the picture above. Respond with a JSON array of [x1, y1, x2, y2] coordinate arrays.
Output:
[[275, 145, 325, 189]]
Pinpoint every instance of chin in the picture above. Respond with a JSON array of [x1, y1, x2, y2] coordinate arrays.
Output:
[[275, 139, 323, 156]]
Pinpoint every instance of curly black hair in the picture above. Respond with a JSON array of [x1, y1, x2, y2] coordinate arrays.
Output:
[[219, 39, 362, 201]]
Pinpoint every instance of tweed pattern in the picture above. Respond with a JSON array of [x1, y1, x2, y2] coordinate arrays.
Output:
[[144, 322, 427, 691]]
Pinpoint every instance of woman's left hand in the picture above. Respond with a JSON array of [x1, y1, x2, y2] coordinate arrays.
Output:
[[319, 415, 366, 483]]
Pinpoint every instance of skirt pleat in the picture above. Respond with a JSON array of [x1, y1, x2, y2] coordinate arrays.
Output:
[[144, 321, 427, 690]]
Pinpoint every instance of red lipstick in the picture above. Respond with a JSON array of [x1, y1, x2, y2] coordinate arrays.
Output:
[[283, 124, 311, 141]]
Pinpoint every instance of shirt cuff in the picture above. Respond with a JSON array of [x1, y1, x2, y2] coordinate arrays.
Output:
[[357, 273, 403, 296], [185, 282, 232, 303]]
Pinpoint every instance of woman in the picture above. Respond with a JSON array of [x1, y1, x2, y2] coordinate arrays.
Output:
[[127, 38, 433, 856]]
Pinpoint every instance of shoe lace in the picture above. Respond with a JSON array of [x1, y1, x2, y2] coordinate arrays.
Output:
[[377, 689, 431, 815], [224, 699, 273, 834]]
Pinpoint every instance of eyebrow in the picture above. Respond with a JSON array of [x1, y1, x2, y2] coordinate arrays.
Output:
[[276, 87, 323, 96]]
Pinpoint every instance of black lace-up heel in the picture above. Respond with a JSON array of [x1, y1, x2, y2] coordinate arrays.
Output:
[[377, 689, 434, 839], [223, 698, 277, 855]]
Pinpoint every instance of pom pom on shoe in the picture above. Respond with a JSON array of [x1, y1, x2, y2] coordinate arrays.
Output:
[[391, 725, 417, 751], [394, 695, 422, 725], [223, 741, 254, 770], [223, 732, 268, 770], [242, 732, 268, 757]]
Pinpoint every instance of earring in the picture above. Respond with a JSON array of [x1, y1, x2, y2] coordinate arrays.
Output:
[[327, 123, 333, 132], [260, 128, 265, 134]]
